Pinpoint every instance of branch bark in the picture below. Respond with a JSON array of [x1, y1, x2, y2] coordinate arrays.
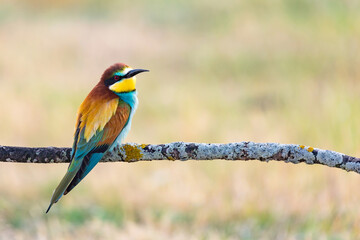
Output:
[[1, 142, 360, 174]]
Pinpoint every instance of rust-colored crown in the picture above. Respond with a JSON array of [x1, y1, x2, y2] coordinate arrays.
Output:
[[100, 63, 129, 82]]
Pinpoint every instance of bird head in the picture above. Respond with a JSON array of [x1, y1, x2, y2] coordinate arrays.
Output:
[[102, 63, 149, 93]]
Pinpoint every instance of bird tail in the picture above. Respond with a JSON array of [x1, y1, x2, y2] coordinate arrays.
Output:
[[46, 162, 81, 213], [64, 153, 104, 196]]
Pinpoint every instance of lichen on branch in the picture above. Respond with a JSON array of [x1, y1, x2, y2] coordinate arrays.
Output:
[[1, 142, 360, 174]]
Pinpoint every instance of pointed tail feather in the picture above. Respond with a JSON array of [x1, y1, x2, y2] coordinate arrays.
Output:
[[46, 165, 81, 213], [46, 202, 53, 214], [64, 153, 104, 196]]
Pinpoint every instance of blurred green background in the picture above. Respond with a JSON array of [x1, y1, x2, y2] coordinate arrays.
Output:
[[1, 0, 360, 239]]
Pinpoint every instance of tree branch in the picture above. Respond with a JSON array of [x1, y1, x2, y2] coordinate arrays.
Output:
[[1, 142, 360, 174]]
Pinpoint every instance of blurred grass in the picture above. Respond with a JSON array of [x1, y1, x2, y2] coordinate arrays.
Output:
[[1, 0, 360, 239]]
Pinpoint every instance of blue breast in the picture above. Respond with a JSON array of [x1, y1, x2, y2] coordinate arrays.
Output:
[[111, 91, 138, 150]]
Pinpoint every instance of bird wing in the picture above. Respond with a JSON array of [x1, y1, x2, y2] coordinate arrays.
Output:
[[64, 101, 131, 194], [69, 96, 120, 170], [47, 97, 131, 212]]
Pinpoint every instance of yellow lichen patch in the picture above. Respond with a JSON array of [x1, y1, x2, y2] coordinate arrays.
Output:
[[167, 156, 175, 161], [121, 144, 143, 162], [299, 145, 305, 149], [307, 147, 314, 152], [140, 144, 149, 149]]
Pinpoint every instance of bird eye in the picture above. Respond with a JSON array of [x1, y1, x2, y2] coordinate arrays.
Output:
[[114, 75, 120, 81]]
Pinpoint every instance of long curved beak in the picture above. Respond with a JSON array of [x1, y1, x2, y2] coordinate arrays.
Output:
[[126, 69, 149, 78]]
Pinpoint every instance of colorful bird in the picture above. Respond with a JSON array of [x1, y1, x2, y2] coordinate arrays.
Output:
[[46, 63, 148, 213]]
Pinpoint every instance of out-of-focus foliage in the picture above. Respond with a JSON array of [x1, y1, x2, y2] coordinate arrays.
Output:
[[1, 0, 360, 239]]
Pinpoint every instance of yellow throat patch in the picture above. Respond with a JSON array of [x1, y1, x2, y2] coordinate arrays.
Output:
[[109, 77, 136, 93]]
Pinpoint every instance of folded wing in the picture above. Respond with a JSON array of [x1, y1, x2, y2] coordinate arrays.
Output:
[[46, 89, 131, 213], [65, 101, 131, 194]]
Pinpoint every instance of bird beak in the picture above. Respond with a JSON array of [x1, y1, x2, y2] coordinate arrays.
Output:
[[125, 69, 149, 78]]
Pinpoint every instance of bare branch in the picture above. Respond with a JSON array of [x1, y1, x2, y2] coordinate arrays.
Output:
[[1, 142, 360, 174]]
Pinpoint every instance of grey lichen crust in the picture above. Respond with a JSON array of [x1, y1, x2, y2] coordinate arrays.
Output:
[[1, 142, 360, 174]]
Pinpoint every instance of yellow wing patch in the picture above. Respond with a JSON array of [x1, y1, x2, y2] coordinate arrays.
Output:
[[79, 98, 119, 142]]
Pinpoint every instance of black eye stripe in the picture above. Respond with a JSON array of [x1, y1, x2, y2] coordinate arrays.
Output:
[[104, 75, 123, 86]]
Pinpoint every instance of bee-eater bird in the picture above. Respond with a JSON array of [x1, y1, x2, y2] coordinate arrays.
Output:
[[46, 63, 148, 213]]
